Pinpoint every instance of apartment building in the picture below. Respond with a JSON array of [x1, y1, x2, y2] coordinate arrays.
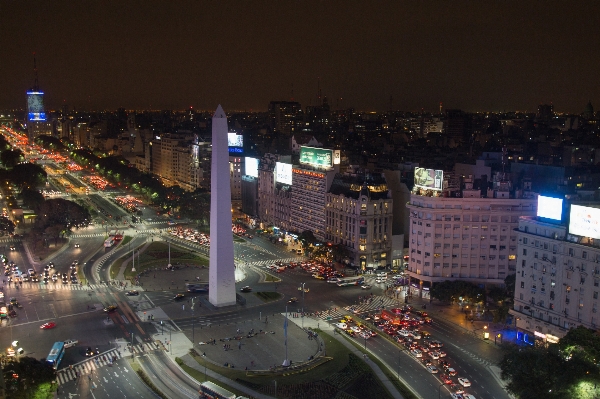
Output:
[[406, 172, 537, 296], [512, 204, 600, 344]]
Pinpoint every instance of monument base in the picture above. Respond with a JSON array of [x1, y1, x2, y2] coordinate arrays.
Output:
[[282, 359, 291, 367], [209, 299, 237, 308]]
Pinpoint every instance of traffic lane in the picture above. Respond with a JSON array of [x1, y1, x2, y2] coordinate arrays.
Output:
[[138, 352, 197, 399], [428, 318, 505, 364], [87, 357, 156, 399], [415, 325, 509, 398], [347, 333, 445, 399]]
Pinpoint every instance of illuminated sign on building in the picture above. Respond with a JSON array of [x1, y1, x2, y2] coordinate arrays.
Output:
[[414, 168, 443, 191], [537, 195, 563, 221], [245, 157, 258, 178], [569, 204, 600, 239], [275, 162, 292, 185], [292, 168, 325, 178], [227, 133, 243, 148], [299, 146, 333, 168], [26, 91, 46, 122]]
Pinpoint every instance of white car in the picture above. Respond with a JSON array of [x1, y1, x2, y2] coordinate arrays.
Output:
[[335, 323, 348, 330], [361, 284, 372, 289], [429, 351, 440, 359], [438, 350, 447, 357], [359, 332, 371, 340], [375, 278, 386, 283], [458, 377, 471, 387], [350, 326, 362, 334], [427, 365, 438, 373], [63, 339, 78, 348], [411, 349, 422, 357], [398, 330, 410, 337]]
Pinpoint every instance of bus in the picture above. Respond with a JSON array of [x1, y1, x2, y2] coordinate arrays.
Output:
[[46, 341, 66, 369], [108, 230, 117, 237], [104, 237, 115, 247], [336, 276, 365, 287], [199, 381, 242, 399]]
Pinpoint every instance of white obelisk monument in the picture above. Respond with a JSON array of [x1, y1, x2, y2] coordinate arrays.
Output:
[[208, 105, 237, 307]]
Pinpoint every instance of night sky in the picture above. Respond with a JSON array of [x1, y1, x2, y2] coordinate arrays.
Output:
[[1, 1, 599, 113]]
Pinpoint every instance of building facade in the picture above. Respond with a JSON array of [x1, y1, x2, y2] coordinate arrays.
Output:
[[512, 212, 600, 344], [406, 185, 537, 295], [325, 173, 393, 269]]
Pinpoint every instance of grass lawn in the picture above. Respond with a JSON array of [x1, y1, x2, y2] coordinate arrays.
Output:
[[119, 241, 209, 280], [264, 273, 281, 282], [254, 292, 282, 302]]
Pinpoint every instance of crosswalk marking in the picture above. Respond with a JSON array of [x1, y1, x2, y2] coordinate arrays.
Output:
[[243, 258, 305, 267], [310, 295, 401, 322], [6, 282, 107, 291], [56, 342, 161, 385]]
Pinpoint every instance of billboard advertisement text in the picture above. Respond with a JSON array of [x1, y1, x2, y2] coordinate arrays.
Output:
[[414, 168, 443, 191]]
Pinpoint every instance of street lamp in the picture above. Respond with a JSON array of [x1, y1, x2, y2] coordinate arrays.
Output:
[[438, 381, 445, 399], [483, 325, 489, 340]]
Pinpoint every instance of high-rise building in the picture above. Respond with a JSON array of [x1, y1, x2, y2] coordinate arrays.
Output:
[[268, 101, 302, 135], [26, 54, 50, 141]]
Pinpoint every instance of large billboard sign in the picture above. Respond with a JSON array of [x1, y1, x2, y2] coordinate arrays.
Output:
[[537, 195, 563, 221], [569, 205, 600, 239], [299, 146, 333, 168], [26, 91, 46, 121], [275, 162, 292, 185], [227, 133, 243, 148], [414, 168, 443, 191], [245, 157, 258, 178]]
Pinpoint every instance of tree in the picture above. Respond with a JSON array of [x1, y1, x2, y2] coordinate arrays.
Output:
[[0, 148, 24, 168], [18, 188, 45, 210], [500, 326, 600, 398], [504, 274, 516, 298], [10, 163, 47, 189], [430, 280, 485, 303], [3, 356, 56, 398], [34, 198, 90, 233]]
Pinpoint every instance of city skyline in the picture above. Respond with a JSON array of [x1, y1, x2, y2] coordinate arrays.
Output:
[[0, 1, 599, 113]]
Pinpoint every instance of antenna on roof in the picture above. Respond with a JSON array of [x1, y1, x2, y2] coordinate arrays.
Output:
[[32, 52, 40, 91]]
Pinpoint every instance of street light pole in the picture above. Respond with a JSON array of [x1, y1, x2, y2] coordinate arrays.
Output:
[[131, 332, 135, 362], [438, 382, 445, 399]]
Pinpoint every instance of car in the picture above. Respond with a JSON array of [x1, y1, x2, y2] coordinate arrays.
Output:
[[288, 297, 298, 303], [74, 243, 80, 248], [427, 365, 439, 373], [51, 275, 57, 282], [40, 322, 56, 329], [411, 349, 422, 357], [375, 278, 386, 283], [85, 347, 100, 357], [438, 350, 447, 357], [0, 292, 3, 299], [9, 298, 18, 306], [430, 351, 440, 359], [335, 323, 348, 330], [359, 332, 371, 340], [361, 284, 372, 289], [447, 368, 458, 377], [9, 245, 15, 251], [350, 326, 362, 334], [458, 377, 471, 387], [126, 290, 139, 296], [240, 286, 252, 293], [64, 339, 78, 348], [297, 286, 310, 292], [27, 268, 35, 275], [439, 360, 450, 368], [104, 305, 118, 312], [173, 294, 185, 301], [48, 262, 55, 268], [440, 374, 453, 384]]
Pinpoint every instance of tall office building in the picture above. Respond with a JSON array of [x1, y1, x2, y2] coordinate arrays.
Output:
[[26, 54, 50, 141], [290, 146, 339, 241], [268, 101, 302, 135]]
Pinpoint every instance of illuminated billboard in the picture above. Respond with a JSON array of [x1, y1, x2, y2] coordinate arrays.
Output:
[[569, 205, 600, 239], [537, 195, 563, 221], [245, 157, 259, 178], [299, 146, 333, 168], [275, 162, 292, 185], [333, 150, 341, 165], [228, 133, 243, 148], [414, 168, 443, 191], [26, 91, 46, 121]]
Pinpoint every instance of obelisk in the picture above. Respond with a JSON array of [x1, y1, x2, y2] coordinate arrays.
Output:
[[208, 105, 236, 307]]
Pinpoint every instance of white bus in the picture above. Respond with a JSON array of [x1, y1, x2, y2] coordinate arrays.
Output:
[[336, 276, 365, 287], [104, 237, 115, 247]]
